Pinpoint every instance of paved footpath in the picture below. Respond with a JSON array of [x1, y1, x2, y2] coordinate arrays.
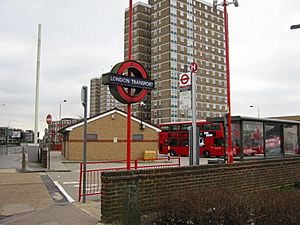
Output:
[[0, 148, 207, 224], [0, 172, 100, 225], [0, 149, 106, 225]]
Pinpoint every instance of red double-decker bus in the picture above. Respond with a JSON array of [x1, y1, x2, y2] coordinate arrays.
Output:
[[159, 121, 226, 157]]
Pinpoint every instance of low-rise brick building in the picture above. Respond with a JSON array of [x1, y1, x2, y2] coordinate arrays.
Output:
[[60, 108, 161, 161]]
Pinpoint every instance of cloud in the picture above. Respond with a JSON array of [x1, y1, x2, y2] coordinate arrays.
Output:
[[0, 0, 300, 132]]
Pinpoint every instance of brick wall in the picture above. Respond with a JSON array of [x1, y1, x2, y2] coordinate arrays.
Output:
[[101, 157, 300, 222]]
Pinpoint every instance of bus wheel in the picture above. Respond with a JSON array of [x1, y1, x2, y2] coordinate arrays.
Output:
[[170, 150, 177, 156], [203, 150, 210, 158]]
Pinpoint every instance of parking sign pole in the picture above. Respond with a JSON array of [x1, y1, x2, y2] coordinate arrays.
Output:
[[190, 62, 198, 165], [48, 123, 51, 171], [46, 114, 52, 171]]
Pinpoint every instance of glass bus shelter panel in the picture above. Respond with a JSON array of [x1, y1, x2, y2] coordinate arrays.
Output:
[[232, 122, 241, 158], [283, 124, 299, 156], [265, 124, 283, 157], [242, 121, 264, 158]]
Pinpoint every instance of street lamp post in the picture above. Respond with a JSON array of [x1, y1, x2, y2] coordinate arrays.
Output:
[[250, 105, 260, 118], [59, 99, 67, 121], [213, 0, 238, 164], [139, 101, 145, 130], [81, 86, 88, 203]]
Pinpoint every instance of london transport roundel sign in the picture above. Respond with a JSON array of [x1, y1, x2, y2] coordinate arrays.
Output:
[[102, 60, 154, 104], [179, 73, 191, 88], [46, 114, 52, 124]]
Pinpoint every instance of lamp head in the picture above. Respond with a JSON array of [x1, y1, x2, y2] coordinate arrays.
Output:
[[233, 0, 239, 7], [81, 86, 88, 107], [213, 0, 218, 10], [291, 24, 300, 30]]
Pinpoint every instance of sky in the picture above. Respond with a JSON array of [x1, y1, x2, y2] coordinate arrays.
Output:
[[0, 0, 300, 134]]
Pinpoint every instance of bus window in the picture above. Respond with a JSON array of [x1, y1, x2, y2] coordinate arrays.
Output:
[[197, 124, 204, 130], [203, 123, 211, 131], [181, 124, 191, 131], [214, 138, 224, 147], [169, 125, 179, 131], [181, 139, 189, 147], [212, 123, 220, 131], [160, 125, 169, 131], [168, 139, 178, 146]]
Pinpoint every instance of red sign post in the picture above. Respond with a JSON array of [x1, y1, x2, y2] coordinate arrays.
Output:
[[101, 0, 153, 171], [46, 114, 52, 171]]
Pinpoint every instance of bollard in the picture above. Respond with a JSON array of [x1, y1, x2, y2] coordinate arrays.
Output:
[[21, 146, 26, 171], [122, 184, 140, 225], [134, 160, 138, 170]]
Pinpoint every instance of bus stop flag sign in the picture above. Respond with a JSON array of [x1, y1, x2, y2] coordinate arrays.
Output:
[[190, 62, 198, 73]]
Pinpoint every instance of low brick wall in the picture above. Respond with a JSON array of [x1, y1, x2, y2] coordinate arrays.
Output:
[[101, 157, 300, 222]]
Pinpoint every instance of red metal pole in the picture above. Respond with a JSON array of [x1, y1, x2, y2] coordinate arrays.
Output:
[[127, 0, 133, 170], [224, 1, 233, 163], [128, 0, 133, 59], [78, 162, 83, 202]]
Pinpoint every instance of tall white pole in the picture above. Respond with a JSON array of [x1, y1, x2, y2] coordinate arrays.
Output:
[[190, 2, 199, 165], [34, 24, 42, 144], [191, 70, 197, 165], [59, 102, 62, 121]]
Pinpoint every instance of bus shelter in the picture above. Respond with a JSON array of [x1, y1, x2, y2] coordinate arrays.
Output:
[[208, 116, 300, 161]]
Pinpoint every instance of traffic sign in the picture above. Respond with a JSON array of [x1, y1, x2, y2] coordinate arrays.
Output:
[[190, 62, 198, 73], [46, 114, 52, 124], [179, 73, 191, 88]]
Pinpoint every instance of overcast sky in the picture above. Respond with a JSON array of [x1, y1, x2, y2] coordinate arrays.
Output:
[[0, 0, 300, 133]]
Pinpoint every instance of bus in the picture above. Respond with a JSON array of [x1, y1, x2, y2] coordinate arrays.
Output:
[[158, 121, 228, 157]]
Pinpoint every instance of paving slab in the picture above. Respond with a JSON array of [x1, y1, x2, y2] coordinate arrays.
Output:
[[75, 200, 101, 221], [2, 204, 99, 225], [0, 173, 53, 217]]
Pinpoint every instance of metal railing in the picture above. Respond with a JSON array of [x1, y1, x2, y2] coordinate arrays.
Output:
[[78, 157, 181, 202], [0, 145, 25, 156]]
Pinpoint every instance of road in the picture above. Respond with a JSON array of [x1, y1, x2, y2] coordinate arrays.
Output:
[[47, 153, 209, 203], [1, 148, 209, 203]]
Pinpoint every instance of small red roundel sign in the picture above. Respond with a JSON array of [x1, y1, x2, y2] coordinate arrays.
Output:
[[46, 114, 52, 124]]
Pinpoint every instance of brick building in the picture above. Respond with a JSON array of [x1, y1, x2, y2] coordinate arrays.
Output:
[[60, 108, 161, 161], [89, 77, 101, 117], [124, 0, 227, 125], [89, 77, 125, 117], [49, 118, 81, 151]]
